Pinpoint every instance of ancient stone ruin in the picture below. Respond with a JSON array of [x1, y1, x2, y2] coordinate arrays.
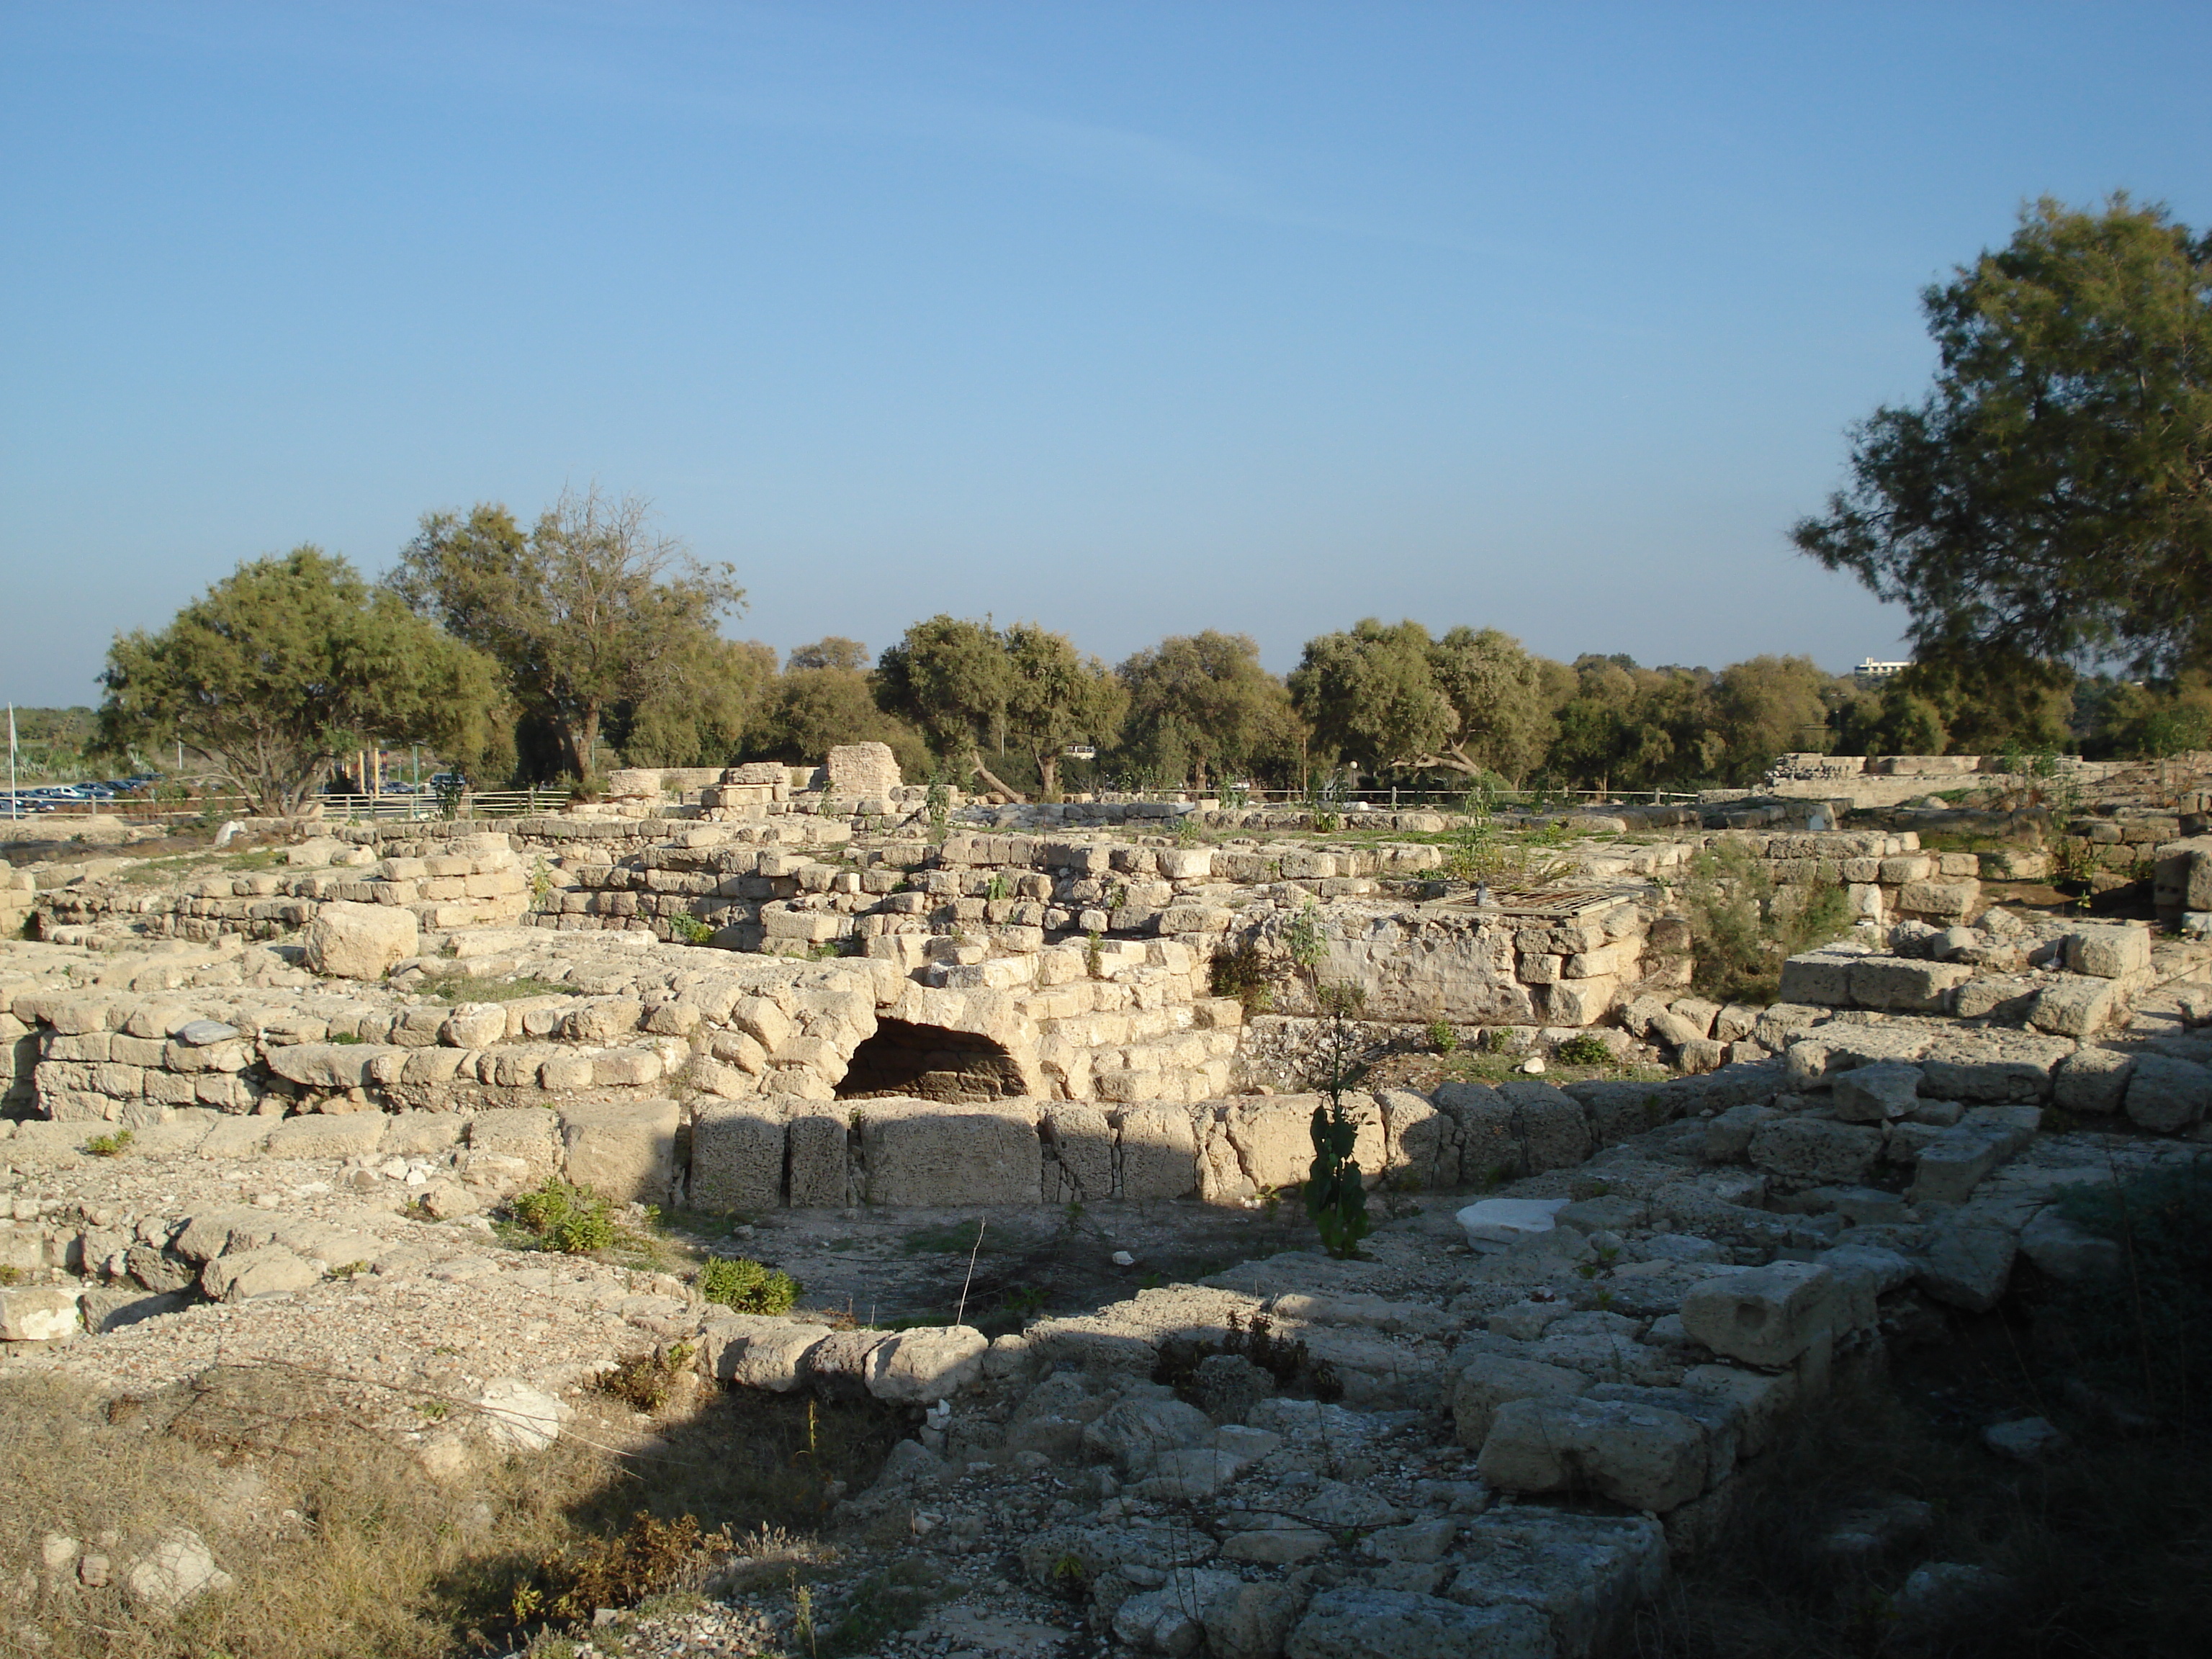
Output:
[[4, 744, 2209, 1656]]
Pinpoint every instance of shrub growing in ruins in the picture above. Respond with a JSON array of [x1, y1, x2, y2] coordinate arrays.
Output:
[[1555, 1033, 1614, 1066], [698, 1255, 801, 1316], [1208, 938, 1274, 1014], [1677, 842, 1853, 1003], [666, 911, 715, 945], [507, 1178, 617, 1254]]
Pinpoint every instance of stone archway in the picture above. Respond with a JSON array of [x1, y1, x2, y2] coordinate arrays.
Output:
[[836, 1017, 1028, 1102]]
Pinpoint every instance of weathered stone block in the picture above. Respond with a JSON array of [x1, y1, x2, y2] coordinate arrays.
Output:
[[1452, 1354, 1588, 1447], [1115, 1104, 1198, 1200], [1478, 1396, 1709, 1512], [2063, 925, 2152, 979], [2123, 1053, 2212, 1133], [302, 901, 418, 979], [689, 1104, 787, 1212], [1746, 1117, 1881, 1184], [558, 1098, 680, 1204], [1679, 1262, 1837, 1367], [2052, 1047, 2133, 1114], [860, 1100, 1042, 1205]]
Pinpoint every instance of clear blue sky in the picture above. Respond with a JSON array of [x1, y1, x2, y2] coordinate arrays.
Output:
[[4, 1, 2208, 707]]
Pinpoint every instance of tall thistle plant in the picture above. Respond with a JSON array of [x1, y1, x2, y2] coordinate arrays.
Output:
[[1287, 902, 1372, 1258]]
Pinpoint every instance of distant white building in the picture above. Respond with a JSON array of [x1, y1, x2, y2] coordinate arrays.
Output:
[[1854, 659, 1912, 685]]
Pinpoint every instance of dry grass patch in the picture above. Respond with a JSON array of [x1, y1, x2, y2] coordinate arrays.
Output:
[[0, 1360, 907, 1658]]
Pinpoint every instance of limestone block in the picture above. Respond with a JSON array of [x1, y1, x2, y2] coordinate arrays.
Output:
[[1897, 878, 1980, 919], [1547, 975, 1618, 1026], [202, 1246, 320, 1301], [824, 741, 901, 799], [2027, 976, 2122, 1039], [1917, 1222, 2016, 1312], [1437, 1079, 1590, 1181], [1081, 1395, 1214, 1474], [1042, 1103, 1113, 1202], [0, 1286, 81, 1343], [302, 901, 418, 979], [2063, 925, 2152, 979], [1223, 1095, 1362, 1193], [1444, 1509, 1666, 1659], [2152, 836, 2212, 914], [2018, 1205, 2123, 1282], [592, 1047, 665, 1088], [2122, 1053, 2212, 1133], [1745, 1117, 1881, 1184], [1378, 1089, 1460, 1189], [786, 1110, 850, 1206], [860, 1100, 1042, 1206], [864, 1325, 988, 1401], [264, 1112, 388, 1160], [1679, 1262, 1837, 1367], [1832, 1063, 1922, 1123], [1683, 1363, 1798, 1457], [467, 1107, 562, 1177], [558, 1098, 680, 1203], [1776, 950, 1859, 1006], [690, 1104, 788, 1212], [2051, 1047, 2134, 1114], [700, 1316, 832, 1390], [1284, 1587, 1550, 1659], [1849, 957, 1973, 1012], [1917, 1030, 2075, 1100], [1113, 1104, 1197, 1200], [1909, 1128, 2008, 1205], [384, 1112, 464, 1154], [1478, 1395, 1710, 1512], [1452, 1354, 1588, 1447]]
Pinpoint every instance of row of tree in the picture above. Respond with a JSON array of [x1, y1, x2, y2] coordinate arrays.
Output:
[[92, 510, 2211, 815]]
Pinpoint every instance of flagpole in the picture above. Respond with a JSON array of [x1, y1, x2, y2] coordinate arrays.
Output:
[[7, 705, 17, 821]]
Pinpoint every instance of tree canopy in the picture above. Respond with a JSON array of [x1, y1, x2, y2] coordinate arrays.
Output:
[[390, 488, 746, 780], [1115, 631, 1298, 791], [98, 547, 504, 814], [1795, 196, 2212, 675], [1286, 619, 1555, 783], [876, 616, 1122, 799]]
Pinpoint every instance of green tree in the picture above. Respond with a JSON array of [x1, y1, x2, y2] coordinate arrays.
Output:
[[616, 637, 778, 768], [1290, 621, 1560, 785], [98, 548, 504, 814], [1542, 656, 1725, 791], [752, 641, 932, 778], [1004, 623, 1127, 801], [1708, 655, 1835, 782], [1115, 631, 1298, 791], [876, 616, 1120, 801], [1795, 196, 2212, 675], [390, 488, 746, 780], [1287, 619, 1452, 783]]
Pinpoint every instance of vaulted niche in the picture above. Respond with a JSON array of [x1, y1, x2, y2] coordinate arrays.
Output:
[[835, 1018, 1026, 1102]]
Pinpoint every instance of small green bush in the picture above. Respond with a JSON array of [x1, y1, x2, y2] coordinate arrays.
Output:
[[665, 911, 715, 945], [1426, 1020, 1460, 1054], [83, 1130, 134, 1158], [699, 1255, 801, 1315], [1209, 939, 1275, 1014], [1555, 1033, 1614, 1066], [508, 1179, 617, 1254], [1678, 842, 1852, 1003]]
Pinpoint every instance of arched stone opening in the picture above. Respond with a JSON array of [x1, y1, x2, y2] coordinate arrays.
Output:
[[836, 1017, 1028, 1102]]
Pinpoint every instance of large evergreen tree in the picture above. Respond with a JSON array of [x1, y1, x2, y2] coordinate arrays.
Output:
[[1795, 196, 2212, 675]]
